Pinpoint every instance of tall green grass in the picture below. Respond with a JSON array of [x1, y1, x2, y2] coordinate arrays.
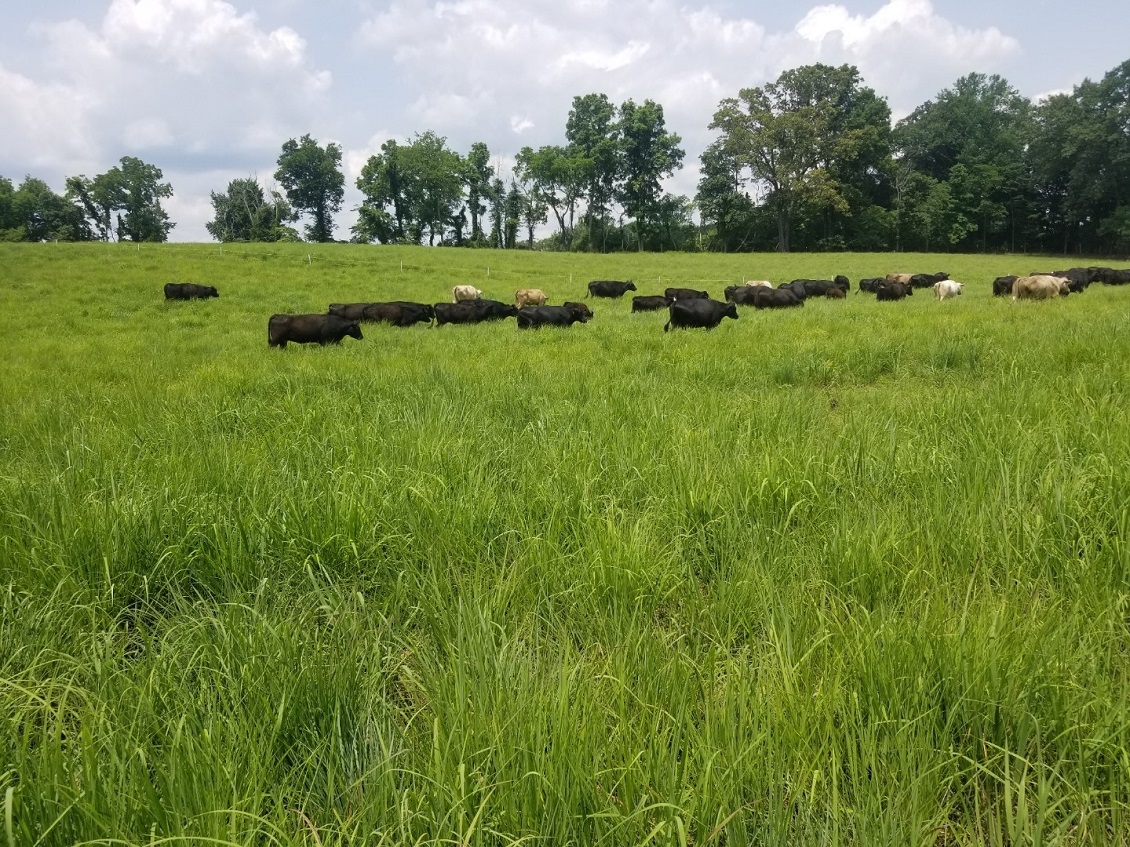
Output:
[[2, 242, 1129, 845]]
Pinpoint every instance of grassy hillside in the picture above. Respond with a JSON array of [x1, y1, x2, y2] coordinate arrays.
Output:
[[2, 242, 1129, 846]]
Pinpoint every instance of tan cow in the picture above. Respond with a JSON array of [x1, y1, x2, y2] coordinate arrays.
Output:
[[1012, 275, 1070, 301], [885, 272, 914, 284], [452, 284, 483, 303], [515, 288, 547, 308]]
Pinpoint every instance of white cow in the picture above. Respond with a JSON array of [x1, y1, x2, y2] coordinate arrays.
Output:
[[743, 280, 774, 288], [934, 280, 964, 300], [452, 285, 483, 303], [1013, 275, 1070, 301]]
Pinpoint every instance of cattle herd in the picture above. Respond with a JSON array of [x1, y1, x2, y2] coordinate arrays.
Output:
[[161, 263, 1130, 347]]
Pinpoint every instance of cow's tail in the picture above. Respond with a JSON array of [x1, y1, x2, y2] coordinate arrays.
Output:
[[663, 319, 671, 333]]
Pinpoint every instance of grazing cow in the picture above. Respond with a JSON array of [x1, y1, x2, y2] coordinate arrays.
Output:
[[834, 275, 851, 290], [752, 287, 803, 309], [470, 299, 520, 321], [268, 314, 362, 348], [361, 301, 434, 326], [515, 288, 547, 308], [794, 278, 848, 297], [452, 285, 483, 303], [328, 303, 374, 321], [165, 282, 218, 300], [1096, 267, 1130, 285], [664, 298, 739, 331], [826, 287, 846, 299], [743, 280, 774, 288], [727, 286, 761, 306], [876, 281, 912, 301], [1013, 275, 1070, 301], [993, 276, 1017, 297], [586, 280, 637, 298], [887, 271, 947, 287], [858, 277, 884, 294], [563, 301, 594, 321], [777, 280, 809, 301], [434, 302, 483, 326], [632, 295, 671, 312], [517, 303, 592, 329], [934, 280, 965, 300], [664, 287, 709, 301]]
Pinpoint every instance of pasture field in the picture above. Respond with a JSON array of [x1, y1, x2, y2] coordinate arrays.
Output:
[[2, 241, 1130, 846]]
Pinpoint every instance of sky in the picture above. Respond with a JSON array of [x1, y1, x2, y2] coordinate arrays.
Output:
[[1, 0, 1124, 242]]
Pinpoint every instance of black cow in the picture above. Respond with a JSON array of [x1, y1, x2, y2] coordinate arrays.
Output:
[[727, 286, 761, 306], [328, 303, 373, 320], [909, 272, 948, 288], [361, 301, 435, 326], [632, 295, 671, 312], [1099, 268, 1130, 285], [586, 280, 637, 298], [664, 287, 709, 301], [858, 278, 884, 294], [992, 276, 1017, 297], [517, 303, 592, 329], [794, 278, 848, 297], [268, 314, 362, 348], [777, 280, 808, 301], [834, 275, 851, 291], [470, 299, 520, 321], [752, 287, 803, 309], [563, 301, 593, 321], [592, 280, 637, 300], [876, 281, 912, 301], [1050, 268, 1097, 288], [433, 299, 518, 326], [433, 302, 483, 326], [664, 298, 738, 331], [165, 282, 218, 300]]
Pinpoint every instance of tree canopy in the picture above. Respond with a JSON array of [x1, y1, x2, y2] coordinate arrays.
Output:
[[275, 135, 344, 243]]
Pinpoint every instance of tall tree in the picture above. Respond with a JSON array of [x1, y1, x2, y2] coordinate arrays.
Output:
[[12, 177, 88, 241], [617, 98, 684, 251], [401, 131, 464, 246], [894, 73, 1032, 251], [464, 141, 493, 245], [566, 93, 621, 251], [708, 64, 883, 251], [115, 157, 175, 242], [515, 145, 584, 248], [66, 157, 174, 242], [354, 139, 412, 244], [695, 139, 759, 251], [206, 178, 294, 242], [274, 134, 344, 242]]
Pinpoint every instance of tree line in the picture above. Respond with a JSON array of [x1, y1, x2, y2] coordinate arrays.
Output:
[[3, 58, 1127, 254]]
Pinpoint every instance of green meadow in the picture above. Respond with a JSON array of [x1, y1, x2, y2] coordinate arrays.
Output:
[[2, 242, 1129, 846]]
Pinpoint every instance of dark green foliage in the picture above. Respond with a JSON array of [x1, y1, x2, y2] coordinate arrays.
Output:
[[206, 177, 296, 242], [275, 134, 345, 242]]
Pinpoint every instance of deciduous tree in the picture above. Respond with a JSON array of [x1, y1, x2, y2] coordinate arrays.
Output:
[[275, 135, 344, 242]]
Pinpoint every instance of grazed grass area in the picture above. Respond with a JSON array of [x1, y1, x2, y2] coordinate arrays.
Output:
[[2, 242, 1129, 846]]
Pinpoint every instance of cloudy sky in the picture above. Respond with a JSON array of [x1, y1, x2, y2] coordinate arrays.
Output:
[[1, 0, 1123, 242]]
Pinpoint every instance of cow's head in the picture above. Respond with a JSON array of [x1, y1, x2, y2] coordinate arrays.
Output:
[[207, 287, 219, 297], [626, 281, 637, 292], [347, 322, 363, 340], [724, 303, 739, 320]]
